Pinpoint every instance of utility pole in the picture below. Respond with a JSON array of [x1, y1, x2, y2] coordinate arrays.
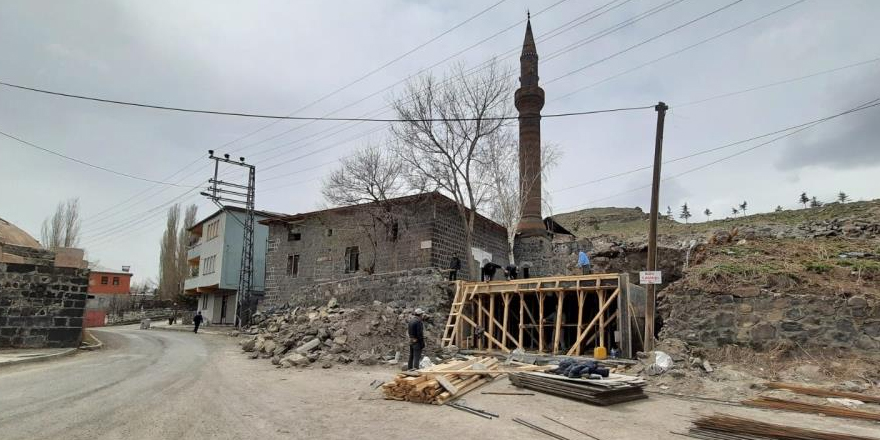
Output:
[[201, 151, 256, 328], [645, 101, 668, 352]]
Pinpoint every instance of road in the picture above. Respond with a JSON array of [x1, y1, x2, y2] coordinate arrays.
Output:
[[1, 327, 874, 440]]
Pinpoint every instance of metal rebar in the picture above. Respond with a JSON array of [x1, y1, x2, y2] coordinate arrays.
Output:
[[512, 418, 571, 440], [541, 415, 601, 440]]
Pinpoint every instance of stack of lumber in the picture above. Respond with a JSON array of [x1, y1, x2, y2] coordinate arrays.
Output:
[[687, 414, 879, 440], [382, 357, 549, 405], [508, 371, 647, 406], [744, 397, 880, 422]]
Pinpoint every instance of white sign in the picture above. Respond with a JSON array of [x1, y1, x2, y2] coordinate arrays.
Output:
[[420, 240, 432, 249], [639, 271, 662, 284]]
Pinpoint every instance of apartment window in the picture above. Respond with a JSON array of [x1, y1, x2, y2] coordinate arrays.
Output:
[[206, 220, 220, 241], [287, 254, 300, 277], [288, 230, 301, 241], [203, 255, 217, 274], [344, 247, 359, 273], [112, 277, 120, 286], [100, 276, 108, 285]]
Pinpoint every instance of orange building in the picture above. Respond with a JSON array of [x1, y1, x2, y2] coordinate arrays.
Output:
[[87, 266, 133, 294]]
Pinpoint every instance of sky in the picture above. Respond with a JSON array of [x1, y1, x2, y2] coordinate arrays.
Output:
[[1, 0, 879, 283]]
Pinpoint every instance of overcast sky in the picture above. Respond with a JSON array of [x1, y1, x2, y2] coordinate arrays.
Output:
[[2, 0, 879, 283]]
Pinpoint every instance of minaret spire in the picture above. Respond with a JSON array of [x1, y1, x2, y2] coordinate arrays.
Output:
[[515, 15, 546, 237]]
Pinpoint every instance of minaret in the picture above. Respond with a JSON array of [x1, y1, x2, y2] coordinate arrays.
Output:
[[515, 15, 546, 237]]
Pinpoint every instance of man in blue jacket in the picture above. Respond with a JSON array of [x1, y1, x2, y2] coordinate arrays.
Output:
[[577, 251, 591, 275]]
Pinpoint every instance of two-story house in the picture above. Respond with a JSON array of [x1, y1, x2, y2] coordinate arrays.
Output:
[[184, 207, 276, 325]]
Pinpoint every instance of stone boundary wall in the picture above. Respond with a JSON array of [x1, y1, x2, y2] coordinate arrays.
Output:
[[263, 267, 452, 311], [0, 261, 89, 348], [659, 288, 879, 351]]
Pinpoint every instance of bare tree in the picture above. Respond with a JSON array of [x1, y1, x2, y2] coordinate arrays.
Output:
[[390, 60, 512, 277], [739, 200, 748, 216], [158, 204, 180, 301], [703, 208, 712, 220], [321, 146, 410, 273], [40, 198, 81, 249], [176, 204, 198, 300]]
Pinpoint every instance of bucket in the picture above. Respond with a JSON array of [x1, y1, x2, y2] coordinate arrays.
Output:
[[593, 346, 607, 360]]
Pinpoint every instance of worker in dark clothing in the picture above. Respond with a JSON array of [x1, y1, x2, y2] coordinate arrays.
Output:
[[505, 263, 518, 280], [448, 255, 461, 281], [482, 261, 502, 282], [407, 308, 426, 370], [193, 311, 204, 333]]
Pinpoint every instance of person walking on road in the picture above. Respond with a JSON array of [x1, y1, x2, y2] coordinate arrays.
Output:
[[577, 251, 592, 275], [407, 308, 426, 371], [193, 311, 204, 333]]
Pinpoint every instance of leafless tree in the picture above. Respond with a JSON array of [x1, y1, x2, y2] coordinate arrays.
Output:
[[322, 146, 412, 273], [176, 204, 198, 298], [40, 198, 81, 249], [390, 60, 512, 276], [483, 129, 561, 261], [158, 204, 180, 301]]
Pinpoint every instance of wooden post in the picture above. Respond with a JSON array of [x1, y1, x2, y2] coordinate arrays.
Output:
[[477, 295, 484, 351], [618, 274, 632, 358], [518, 292, 525, 349], [566, 287, 620, 355], [488, 294, 495, 351], [576, 290, 585, 355], [646, 101, 668, 352], [598, 289, 606, 349], [538, 292, 545, 354], [552, 292, 564, 354], [502, 293, 512, 351]]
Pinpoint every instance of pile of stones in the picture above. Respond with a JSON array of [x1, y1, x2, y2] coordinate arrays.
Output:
[[239, 298, 444, 369]]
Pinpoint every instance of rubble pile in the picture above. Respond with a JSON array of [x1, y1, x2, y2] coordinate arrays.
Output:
[[239, 298, 446, 368]]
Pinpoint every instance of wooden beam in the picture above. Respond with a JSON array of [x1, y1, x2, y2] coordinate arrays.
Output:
[[566, 287, 620, 355], [598, 288, 606, 349], [502, 293, 511, 352], [538, 292, 545, 354], [459, 314, 510, 353], [488, 294, 495, 351], [476, 299, 519, 350], [575, 290, 585, 356], [477, 295, 483, 351], [518, 292, 524, 349], [552, 292, 564, 354]]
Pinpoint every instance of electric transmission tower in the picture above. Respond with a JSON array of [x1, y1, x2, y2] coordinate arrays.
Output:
[[201, 150, 256, 328]]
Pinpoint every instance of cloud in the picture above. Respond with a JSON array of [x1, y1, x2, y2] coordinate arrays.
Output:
[[776, 106, 880, 170]]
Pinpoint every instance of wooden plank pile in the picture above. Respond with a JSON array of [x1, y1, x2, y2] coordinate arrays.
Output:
[[381, 357, 548, 405], [508, 371, 647, 406], [686, 414, 879, 440]]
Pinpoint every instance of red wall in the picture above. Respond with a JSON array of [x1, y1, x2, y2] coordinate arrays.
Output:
[[84, 310, 106, 328], [88, 271, 132, 294]]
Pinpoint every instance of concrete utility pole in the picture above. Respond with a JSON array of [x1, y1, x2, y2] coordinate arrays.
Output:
[[645, 101, 668, 352], [201, 151, 256, 328]]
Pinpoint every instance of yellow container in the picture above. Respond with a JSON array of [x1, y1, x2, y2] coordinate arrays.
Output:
[[593, 346, 607, 360]]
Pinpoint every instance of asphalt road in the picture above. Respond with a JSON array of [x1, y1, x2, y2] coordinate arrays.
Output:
[[0, 326, 258, 440]]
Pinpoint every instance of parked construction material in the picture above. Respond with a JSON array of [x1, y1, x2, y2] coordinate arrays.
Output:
[[508, 371, 646, 406], [766, 382, 880, 404], [512, 418, 572, 440], [744, 397, 880, 422], [687, 414, 879, 440], [541, 415, 601, 440]]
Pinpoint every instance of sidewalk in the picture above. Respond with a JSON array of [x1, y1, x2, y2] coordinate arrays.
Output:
[[148, 321, 238, 336], [0, 347, 77, 368]]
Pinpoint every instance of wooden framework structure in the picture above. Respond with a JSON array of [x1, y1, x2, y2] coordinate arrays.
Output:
[[441, 274, 633, 357]]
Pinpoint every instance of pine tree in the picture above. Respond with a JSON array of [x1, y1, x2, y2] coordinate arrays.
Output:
[[810, 196, 823, 208], [704, 208, 712, 220], [731, 207, 739, 217], [739, 201, 748, 216], [799, 192, 809, 208], [679, 203, 692, 224], [775, 205, 783, 212], [666, 206, 673, 218], [837, 192, 850, 203]]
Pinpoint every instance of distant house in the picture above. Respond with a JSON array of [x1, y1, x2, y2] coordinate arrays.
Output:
[[184, 207, 278, 325], [85, 265, 134, 327], [260, 192, 509, 308]]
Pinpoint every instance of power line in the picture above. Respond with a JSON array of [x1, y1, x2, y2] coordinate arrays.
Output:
[[554, 98, 880, 212], [0, 129, 199, 188]]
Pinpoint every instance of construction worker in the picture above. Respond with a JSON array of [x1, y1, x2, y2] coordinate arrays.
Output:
[[407, 308, 426, 370], [448, 255, 461, 281], [577, 250, 591, 275]]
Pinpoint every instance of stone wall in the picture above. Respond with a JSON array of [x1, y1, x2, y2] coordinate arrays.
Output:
[[264, 192, 507, 308], [659, 287, 880, 351], [0, 253, 90, 348], [264, 267, 452, 311]]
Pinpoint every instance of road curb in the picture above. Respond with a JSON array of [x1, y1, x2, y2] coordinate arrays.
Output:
[[79, 330, 104, 351], [0, 347, 78, 369], [149, 325, 237, 337]]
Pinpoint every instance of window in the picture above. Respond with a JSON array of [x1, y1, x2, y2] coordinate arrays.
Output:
[[100, 276, 108, 285], [327, 228, 333, 236], [287, 254, 300, 277], [288, 230, 301, 241], [204, 219, 220, 241], [344, 247, 359, 273], [203, 255, 217, 274], [112, 277, 120, 286]]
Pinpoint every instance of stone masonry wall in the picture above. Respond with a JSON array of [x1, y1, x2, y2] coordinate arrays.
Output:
[[0, 256, 90, 348], [265, 267, 452, 312], [659, 287, 880, 351]]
